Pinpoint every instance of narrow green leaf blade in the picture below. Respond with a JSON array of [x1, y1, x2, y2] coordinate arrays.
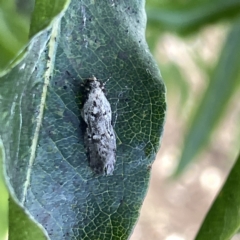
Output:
[[175, 19, 240, 175], [195, 152, 240, 240], [146, 0, 240, 33]]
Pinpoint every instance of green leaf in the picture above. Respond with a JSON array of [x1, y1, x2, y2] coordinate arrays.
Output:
[[175, 18, 240, 176], [0, 140, 46, 239], [0, 1, 29, 75], [195, 151, 240, 240], [0, 0, 69, 77], [9, 197, 47, 240], [145, 21, 163, 52], [29, 0, 70, 37], [160, 63, 190, 109], [0, 142, 8, 240], [0, 0, 166, 239], [146, 0, 240, 34]]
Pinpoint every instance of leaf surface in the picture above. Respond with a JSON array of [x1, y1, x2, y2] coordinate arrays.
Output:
[[0, 0, 166, 239]]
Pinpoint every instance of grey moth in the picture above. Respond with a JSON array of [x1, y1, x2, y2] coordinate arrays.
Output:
[[81, 76, 116, 175]]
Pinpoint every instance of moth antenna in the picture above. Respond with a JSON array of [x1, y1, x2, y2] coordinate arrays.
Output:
[[92, 75, 97, 81], [87, 75, 97, 81], [103, 76, 112, 86]]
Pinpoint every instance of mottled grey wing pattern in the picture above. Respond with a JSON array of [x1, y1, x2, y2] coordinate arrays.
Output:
[[81, 77, 116, 175]]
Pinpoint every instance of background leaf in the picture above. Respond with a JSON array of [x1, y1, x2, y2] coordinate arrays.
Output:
[[29, 0, 70, 37], [0, 0, 29, 75], [175, 19, 240, 175], [146, 0, 240, 34], [0, 0, 69, 76], [0, 0, 166, 239], [9, 197, 47, 240], [0, 141, 8, 240], [195, 151, 240, 240]]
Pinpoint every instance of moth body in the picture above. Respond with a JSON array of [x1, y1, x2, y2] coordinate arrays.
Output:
[[81, 76, 116, 175]]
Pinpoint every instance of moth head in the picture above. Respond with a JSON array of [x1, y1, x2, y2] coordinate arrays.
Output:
[[85, 76, 104, 91]]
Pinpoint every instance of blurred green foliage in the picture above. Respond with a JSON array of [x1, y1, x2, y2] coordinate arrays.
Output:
[[195, 151, 240, 240], [0, 0, 30, 75], [175, 21, 240, 176], [146, 0, 240, 55], [146, 0, 240, 175], [146, 0, 240, 239], [0, 0, 69, 76], [0, 151, 8, 240]]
